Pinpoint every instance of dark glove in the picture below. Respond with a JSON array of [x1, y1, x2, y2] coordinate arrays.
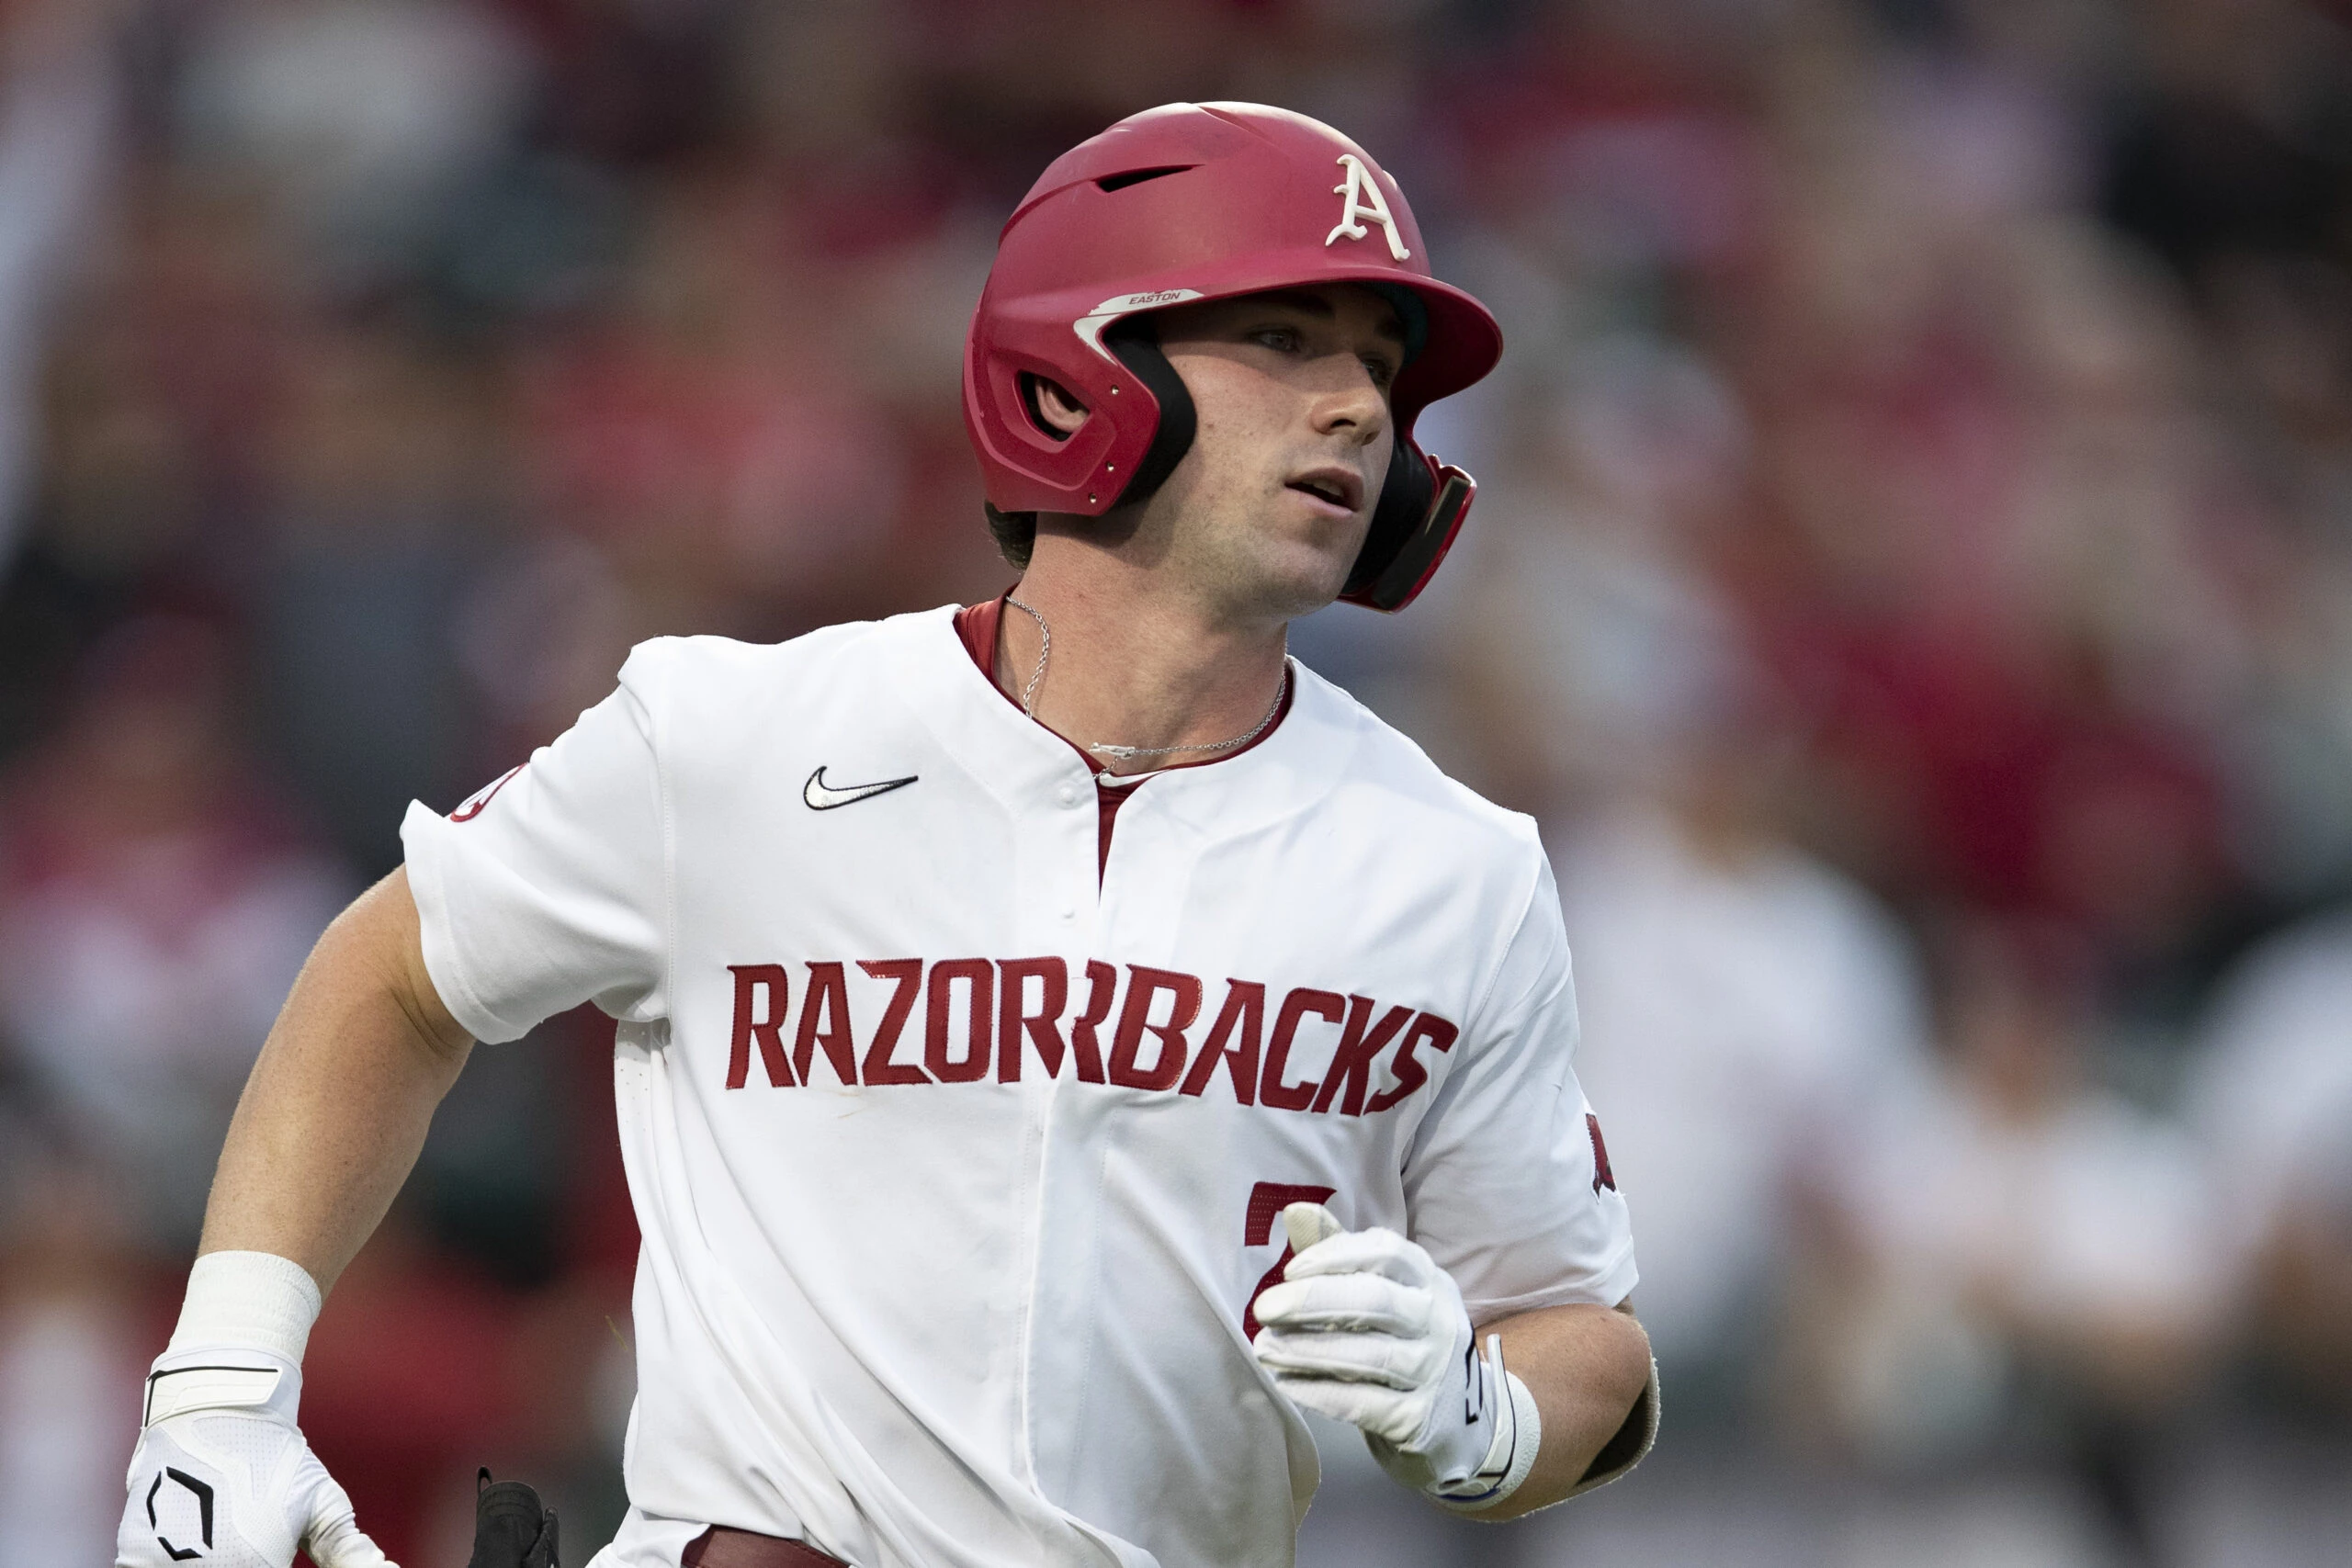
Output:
[[468, 1471, 559, 1568]]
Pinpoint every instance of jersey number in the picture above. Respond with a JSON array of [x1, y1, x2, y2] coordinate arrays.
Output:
[[1240, 1180, 1337, 1340]]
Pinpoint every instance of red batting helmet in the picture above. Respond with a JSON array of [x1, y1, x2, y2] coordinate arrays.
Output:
[[962, 102, 1504, 612]]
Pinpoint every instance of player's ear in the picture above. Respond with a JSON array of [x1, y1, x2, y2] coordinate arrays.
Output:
[[1023, 375, 1090, 438]]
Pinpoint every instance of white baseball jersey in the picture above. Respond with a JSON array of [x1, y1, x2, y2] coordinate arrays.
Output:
[[400, 604, 1636, 1568]]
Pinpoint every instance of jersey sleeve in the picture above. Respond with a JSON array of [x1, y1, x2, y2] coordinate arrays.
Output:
[[399, 645, 672, 1044], [1404, 853, 1638, 1323]]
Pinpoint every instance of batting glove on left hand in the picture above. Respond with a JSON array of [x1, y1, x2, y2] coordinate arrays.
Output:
[[1250, 1203, 1537, 1506]]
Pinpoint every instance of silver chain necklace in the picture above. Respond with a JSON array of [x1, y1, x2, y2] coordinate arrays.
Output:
[[1003, 594, 1288, 764], [1006, 592, 1052, 715]]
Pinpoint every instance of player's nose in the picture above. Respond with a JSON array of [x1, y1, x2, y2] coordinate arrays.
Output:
[[1306, 353, 1390, 449]]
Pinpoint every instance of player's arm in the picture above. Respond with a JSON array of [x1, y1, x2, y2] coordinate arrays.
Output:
[[1256, 860, 1661, 1517], [1477, 1298, 1655, 1518], [201, 865, 473, 1284], [117, 868, 468, 1568], [1253, 1204, 1658, 1521]]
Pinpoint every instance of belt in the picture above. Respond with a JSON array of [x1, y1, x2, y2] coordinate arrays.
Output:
[[682, 1526, 847, 1567]]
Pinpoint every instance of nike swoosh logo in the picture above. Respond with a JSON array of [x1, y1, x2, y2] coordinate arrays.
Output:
[[804, 766, 920, 810]]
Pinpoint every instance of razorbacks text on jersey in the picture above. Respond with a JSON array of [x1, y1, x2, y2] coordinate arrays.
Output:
[[400, 604, 1636, 1568]]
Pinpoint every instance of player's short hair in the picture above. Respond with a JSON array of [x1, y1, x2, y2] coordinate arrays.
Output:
[[984, 502, 1037, 570]]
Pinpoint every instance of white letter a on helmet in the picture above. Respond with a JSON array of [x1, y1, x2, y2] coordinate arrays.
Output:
[[1326, 154, 1409, 261]]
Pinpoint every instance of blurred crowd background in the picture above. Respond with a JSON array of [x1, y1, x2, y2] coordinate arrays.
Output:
[[3, 0, 2352, 1564]]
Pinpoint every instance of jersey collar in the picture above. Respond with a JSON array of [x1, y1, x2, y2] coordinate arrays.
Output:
[[952, 595, 1297, 785], [885, 604, 1359, 837]]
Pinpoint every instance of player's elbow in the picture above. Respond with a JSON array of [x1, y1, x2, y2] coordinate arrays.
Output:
[[1548, 1305, 1656, 1505], [1473, 1302, 1656, 1520], [1591, 1299, 1654, 1418]]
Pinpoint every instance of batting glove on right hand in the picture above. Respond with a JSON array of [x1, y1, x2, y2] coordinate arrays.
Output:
[[1250, 1203, 1537, 1506], [118, 1348, 396, 1568]]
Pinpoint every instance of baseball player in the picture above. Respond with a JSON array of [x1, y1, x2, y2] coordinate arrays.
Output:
[[117, 103, 1657, 1568]]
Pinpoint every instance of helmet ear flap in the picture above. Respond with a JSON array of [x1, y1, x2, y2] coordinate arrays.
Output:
[[1102, 321, 1197, 508], [1342, 444, 1476, 612], [1342, 440, 1430, 600]]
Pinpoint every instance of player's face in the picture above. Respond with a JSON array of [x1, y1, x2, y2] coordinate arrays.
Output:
[[1147, 285, 1404, 620]]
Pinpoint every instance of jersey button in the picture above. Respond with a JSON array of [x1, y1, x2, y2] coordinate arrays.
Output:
[[1056, 783, 1082, 807]]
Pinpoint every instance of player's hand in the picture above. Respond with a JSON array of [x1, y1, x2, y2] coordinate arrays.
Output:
[[1250, 1202, 1524, 1499], [117, 1349, 396, 1568]]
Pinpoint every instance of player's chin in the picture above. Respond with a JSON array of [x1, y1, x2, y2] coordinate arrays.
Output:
[[1192, 497, 1364, 617], [1257, 497, 1368, 597], [1244, 540, 1360, 619]]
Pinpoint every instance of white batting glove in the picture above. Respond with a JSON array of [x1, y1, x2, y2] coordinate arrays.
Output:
[[118, 1253, 396, 1568], [119, 1351, 394, 1568], [1250, 1203, 1541, 1509]]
